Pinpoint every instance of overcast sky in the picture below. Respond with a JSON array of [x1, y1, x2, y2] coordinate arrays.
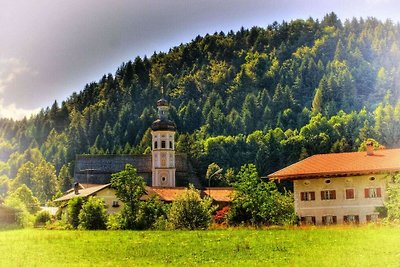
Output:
[[1, 0, 399, 119]]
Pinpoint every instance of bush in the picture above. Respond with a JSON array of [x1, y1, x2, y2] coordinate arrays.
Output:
[[168, 185, 214, 230], [107, 213, 121, 230], [135, 195, 167, 230], [3, 198, 34, 228], [78, 197, 108, 230], [213, 206, 230, 224], [67, 196, 84, 229], [34, 211, 52, 227], [228, 164, 296, 226], [385, 174, 400, 222]]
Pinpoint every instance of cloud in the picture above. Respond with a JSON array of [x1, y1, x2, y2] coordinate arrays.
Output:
[[0, 58, 40, 119], [0, 99, 40, 120]]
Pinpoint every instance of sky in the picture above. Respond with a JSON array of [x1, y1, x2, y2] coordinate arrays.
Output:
[[1, 0, 399, 119]]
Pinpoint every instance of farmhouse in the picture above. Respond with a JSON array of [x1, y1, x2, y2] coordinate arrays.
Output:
[[268, 143, 400, 224], [54, 182, 233, 213]]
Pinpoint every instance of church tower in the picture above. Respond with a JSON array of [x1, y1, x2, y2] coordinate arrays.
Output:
[[151, 98, 176, 187]]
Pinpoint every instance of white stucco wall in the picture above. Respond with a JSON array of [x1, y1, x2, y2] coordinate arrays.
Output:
[[293, 174, 387, 224]]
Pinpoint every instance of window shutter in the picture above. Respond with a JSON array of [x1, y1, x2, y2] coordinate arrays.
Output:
[[331, 190, 336, 199], [377, 188, 382, 197], [364, 188, 369, 198], [321, 191, 325, 200], [311, 192, 315, 200], [301, 192, 305, 201]]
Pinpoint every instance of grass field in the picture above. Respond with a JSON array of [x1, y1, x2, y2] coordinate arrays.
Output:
[[1, 225, 399, 266]]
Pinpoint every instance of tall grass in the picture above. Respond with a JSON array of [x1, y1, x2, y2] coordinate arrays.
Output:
[[0, 225, 399, 266]]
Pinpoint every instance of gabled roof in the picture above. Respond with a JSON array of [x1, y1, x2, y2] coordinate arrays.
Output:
[[54, 184, 111, 202], [145, 187, 234, 202], [268, 148, 400, 180], [203, 188, 234, 202]]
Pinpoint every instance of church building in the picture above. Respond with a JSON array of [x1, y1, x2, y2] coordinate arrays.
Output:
[[72, 98, 197, 187], [55, 98, 233, 210]]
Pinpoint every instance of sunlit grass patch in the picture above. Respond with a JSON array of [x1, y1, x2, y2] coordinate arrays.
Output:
[[0, 225, 399, 266]]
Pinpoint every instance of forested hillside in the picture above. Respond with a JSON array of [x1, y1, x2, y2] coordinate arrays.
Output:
[[2, 13, 400, 201]]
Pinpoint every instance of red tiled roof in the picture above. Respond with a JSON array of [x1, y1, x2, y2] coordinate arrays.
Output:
[[268, 148, 400, 180], [203, 188, 234, 202], [146, 187, 187, 202], [145, 187, 234, 202], [54, 184, 111, 202]]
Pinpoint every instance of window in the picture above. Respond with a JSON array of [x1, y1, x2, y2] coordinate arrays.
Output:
[[345, 189, 355, 200], [366, 214, 379, 223], [154, 141, 158, 149], [369, 176, 376, 181], [324, 179, 331, 184], [364, 188, 381, 198], [300, 216, 316, 225], [322, 215, 337, 225], [321, 190, 336, 200], [169, 141, 173, 149], [112, 201, 119, 208], [161, 141, 166, 148], [344, 215, 359, 224], [300, 191, 315, 201]]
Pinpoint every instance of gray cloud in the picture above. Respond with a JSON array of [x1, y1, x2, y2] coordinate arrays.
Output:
[[0, 0, 399, 119]]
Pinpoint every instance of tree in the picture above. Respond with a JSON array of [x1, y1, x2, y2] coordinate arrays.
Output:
[[228, 164, 296, 226], [12, 161, 35, 190], [110, 164, 146, 229], [59, 164, 73, 192], [33, 160, 59, 202], [205, 163, 223, 187], [167, 185, 214, 230], [78, 197, 108, 230], [4, 184, 41, 214], [385, 174, 400, 222], [67, 196, 85, 229]]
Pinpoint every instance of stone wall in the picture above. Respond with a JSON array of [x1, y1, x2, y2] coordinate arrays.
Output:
[[74, 153, 191, 186]]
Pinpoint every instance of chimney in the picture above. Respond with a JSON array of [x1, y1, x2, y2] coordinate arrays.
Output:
[[74, 182, 80, 195], [366, 141, 374, 156]]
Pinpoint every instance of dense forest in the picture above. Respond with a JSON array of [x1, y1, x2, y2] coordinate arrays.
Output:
[[1, 13, 400, 202]]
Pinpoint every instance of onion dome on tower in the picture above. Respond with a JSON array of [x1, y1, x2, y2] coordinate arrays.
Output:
[[150, 98, 177, 131]]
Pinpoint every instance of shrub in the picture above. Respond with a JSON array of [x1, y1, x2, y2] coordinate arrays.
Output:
[[67, 196, 84, 229], [34, 211, 52, 227], [168, 185, 214, 230], [3, 197, 34, 227], [213, 206, 230, 224], [78, 197, 107, 230], [107, 213, 122, 230], [385, 174, 400, 222], [228, 164, 296, 226], [135, 195, 167, 230]]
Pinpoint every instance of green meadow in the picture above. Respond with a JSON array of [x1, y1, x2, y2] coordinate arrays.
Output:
[[1, 226, 399, 266]]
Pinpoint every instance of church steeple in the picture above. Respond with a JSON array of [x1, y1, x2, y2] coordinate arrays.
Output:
[[151, 98, 176, 187]]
